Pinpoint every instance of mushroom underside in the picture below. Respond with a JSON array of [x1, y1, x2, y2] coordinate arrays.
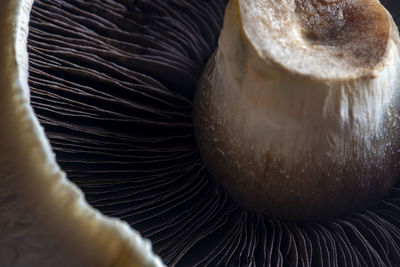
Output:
[[28, 0, 400, 266]]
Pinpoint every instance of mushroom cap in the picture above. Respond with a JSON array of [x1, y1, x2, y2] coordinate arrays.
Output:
[[0, 0, 162, 266]]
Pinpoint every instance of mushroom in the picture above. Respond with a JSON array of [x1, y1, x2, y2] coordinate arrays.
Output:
[[193, 0, 400, 220], [0, 0, 162, 266], [2, 0, 400, 266]]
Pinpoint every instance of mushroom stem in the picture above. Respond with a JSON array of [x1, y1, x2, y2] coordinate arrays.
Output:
[[193, 0, 400, 220]]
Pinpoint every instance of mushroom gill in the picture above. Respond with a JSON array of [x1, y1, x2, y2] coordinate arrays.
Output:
[[17, 0, 400, 266]]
